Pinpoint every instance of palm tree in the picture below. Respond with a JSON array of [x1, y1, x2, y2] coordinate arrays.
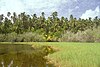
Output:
[[0, 14, 4, 22], [93, 16, 99, 28], [7, 12, 11, 17]]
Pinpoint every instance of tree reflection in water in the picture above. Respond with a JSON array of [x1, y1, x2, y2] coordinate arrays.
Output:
[[0, 44, 55, 67]]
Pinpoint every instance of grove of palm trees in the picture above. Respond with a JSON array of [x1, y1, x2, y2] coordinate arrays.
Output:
[[0, 12, 100, 42]]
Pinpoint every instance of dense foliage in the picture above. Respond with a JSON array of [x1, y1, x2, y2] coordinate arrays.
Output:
[[60, 27, 100, 42], [0, 12, 100, 42]]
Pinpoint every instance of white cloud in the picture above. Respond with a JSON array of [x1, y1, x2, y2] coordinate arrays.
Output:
[[0, 0, 79, 17], [22, 0, 69, 13], [0, 0, 69, 16], [0, 0, 25, 16], [74, 0, 78, 2], [75, 6, 79, 9], [81, 6, 100, 19]]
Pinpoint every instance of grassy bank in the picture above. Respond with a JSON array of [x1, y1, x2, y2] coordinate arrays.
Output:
[[0, 42, 100, 67], [44, 42, 100, 67]]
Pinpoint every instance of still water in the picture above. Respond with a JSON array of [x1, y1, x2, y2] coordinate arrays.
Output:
[[0, 44, 55, 67]]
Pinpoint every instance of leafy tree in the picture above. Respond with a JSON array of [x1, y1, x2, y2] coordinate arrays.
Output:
[[0, 12, 100, 41]]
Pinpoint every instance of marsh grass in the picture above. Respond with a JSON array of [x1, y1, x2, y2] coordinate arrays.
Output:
[[45, 42, 100, 67]]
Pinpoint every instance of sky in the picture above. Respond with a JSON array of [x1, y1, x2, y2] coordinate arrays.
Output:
[[0, 0, 100, 19]]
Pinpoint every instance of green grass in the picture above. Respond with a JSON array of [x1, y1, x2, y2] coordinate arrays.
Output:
[[0, 42, 100, 67], [32, 42, 100, 67], [44, 42, 100, 67]]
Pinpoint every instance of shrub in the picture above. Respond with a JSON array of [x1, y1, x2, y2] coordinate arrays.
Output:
[[93, 27, 100, 42], [59, 31, 77, 42], [15, 34, 24, 42], [5, 32, 17, 42], [60, 27, 100, 42], [16, 32, 46, 42], [75, 30, 94, 42], [0, 34, 6, 42], [0, 32, 46, 42]]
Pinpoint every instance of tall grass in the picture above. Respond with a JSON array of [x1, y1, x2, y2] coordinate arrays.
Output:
[[46, 42, 100, 67]]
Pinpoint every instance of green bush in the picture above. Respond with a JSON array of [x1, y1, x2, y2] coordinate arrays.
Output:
[[76, 30, 94, 42], [93, 27, 100, 42], [60, 27, 100, 42], [0, 27, 100, 42], [59, 31, 77, 42], [0, 34, 6, 42], [0, 32, 46, 42], [16, 32, 46, 42], [15, 34, 24, 42], [5, 32, 17, 42]]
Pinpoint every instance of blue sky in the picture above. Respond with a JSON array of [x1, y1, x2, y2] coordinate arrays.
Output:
[[0, 0, 100, 19]]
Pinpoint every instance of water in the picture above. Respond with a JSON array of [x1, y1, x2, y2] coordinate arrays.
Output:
[[0, 44, 55, 67]]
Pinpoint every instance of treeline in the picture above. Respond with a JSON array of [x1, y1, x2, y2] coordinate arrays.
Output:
[[0, 12, 100, 42]]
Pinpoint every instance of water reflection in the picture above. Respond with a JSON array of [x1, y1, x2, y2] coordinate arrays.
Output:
[[0, 44, 55, 67]]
